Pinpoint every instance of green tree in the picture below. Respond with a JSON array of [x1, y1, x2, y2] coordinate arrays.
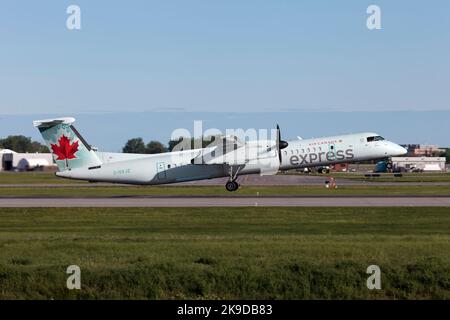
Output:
[[30, 141, 50, 153], [167, 137, 190, 152], [0, 135, 49, 153], [167, 137, 183, 152], [145, 141, 168, 154], [122, 138, 146, 154], [445, 149, 450, 164]]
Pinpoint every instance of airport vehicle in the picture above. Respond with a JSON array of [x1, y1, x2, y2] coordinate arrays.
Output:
[[374, 159, 394, 173], [34, 117, 407, 191]]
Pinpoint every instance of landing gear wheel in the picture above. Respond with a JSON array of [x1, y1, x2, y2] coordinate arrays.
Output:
[[225, 181, 239, 192]]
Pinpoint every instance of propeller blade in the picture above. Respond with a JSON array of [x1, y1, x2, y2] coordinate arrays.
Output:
[[276, 124, 281, 162], [276, 124, 289, 163]]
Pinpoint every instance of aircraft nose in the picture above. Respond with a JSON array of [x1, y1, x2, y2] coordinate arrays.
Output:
[[392, 144, 407, 156]]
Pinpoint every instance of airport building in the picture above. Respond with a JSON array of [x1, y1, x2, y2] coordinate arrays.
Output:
[[0, 150, 56, 172], [392, 157, 446, 172], [402, 144, 446, 157]]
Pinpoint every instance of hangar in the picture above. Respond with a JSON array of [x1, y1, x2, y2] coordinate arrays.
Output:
[[0, 150, 56, 172]]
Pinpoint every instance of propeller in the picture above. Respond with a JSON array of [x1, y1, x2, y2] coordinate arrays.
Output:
[[276, 124, 289, 163]]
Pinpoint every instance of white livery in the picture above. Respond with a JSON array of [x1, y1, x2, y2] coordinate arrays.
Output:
[[34, 117, 407, 191]]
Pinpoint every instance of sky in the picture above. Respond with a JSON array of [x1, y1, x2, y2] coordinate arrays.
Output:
[[0, 1, 449, 148], [0, 0, 449, 114]]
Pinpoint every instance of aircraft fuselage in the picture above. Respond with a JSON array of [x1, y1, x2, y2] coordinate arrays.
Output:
[[56, 132, 407, 187]]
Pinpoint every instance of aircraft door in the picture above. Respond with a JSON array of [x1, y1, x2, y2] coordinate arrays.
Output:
[[156, 162, 166, 180], [328, 144, 336, 161]]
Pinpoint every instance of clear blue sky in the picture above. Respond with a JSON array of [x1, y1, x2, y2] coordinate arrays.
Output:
[[0, 0, 449, 114]]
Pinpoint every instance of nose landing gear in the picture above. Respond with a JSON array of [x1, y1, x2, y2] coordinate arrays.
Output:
[[386, 158, 393, 172]]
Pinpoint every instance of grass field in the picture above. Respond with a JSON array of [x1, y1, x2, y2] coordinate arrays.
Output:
[[0, 207, 449, 299], [1, 185, 450, 197], [2, 171, 450, 184], [2, 172, 450, 197], [0, 172, 82, 184], [305, 172, 450, 183]]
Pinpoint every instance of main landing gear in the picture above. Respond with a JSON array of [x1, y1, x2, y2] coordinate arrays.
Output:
[[225, 180, 239, 192], [225, 165, 242, 192]]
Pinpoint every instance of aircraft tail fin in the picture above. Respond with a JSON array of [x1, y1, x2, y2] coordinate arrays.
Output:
[[33, 117, 102, 171]]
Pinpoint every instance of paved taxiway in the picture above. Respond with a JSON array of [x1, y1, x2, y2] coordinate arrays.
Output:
[[1, 196, 449, 207]]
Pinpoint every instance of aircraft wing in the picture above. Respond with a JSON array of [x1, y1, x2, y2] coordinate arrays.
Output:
[[192, 135, 277, 166], [205, 135, 244, 150]]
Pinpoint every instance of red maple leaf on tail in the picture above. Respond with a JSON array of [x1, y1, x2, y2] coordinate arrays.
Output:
[[51, 135, 79, 160]]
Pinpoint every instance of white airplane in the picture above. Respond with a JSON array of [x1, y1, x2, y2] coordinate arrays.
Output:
[[33, 117, 407, 191]]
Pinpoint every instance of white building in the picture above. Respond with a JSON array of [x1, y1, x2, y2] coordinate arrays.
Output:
[[392, 157, 446, 172], [1, 151, 56, 171]]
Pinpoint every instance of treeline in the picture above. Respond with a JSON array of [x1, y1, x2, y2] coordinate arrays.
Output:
[[443, 149, 450, 164], [122, 137, 216, 154], [0, 135, 216, 155], [0, 135, 49, 153], [5, 134, 449, 163]]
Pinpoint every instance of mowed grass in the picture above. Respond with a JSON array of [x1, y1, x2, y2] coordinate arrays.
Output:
[[307, 172, 450, 183], [2, 172, 450, 197], [0, 172, 82, 184], [1, 185, 450, 197], [3, 171, 450, 184], [0, 207, 449, 299]]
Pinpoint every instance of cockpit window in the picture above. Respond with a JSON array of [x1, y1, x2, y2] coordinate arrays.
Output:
[[367, 136, 385, 142]]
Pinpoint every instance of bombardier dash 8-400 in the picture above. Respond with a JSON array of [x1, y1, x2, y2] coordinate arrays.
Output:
[[34, 117, 407, 191]]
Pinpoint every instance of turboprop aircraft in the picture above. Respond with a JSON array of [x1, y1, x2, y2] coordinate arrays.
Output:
[[33, 117, 407, 191]]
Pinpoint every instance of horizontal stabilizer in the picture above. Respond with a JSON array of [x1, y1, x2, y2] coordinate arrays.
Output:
[[33, 117, 76, 128]]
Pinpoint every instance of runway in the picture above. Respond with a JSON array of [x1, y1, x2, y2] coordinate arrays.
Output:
[[1, 196, 449, 207]]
